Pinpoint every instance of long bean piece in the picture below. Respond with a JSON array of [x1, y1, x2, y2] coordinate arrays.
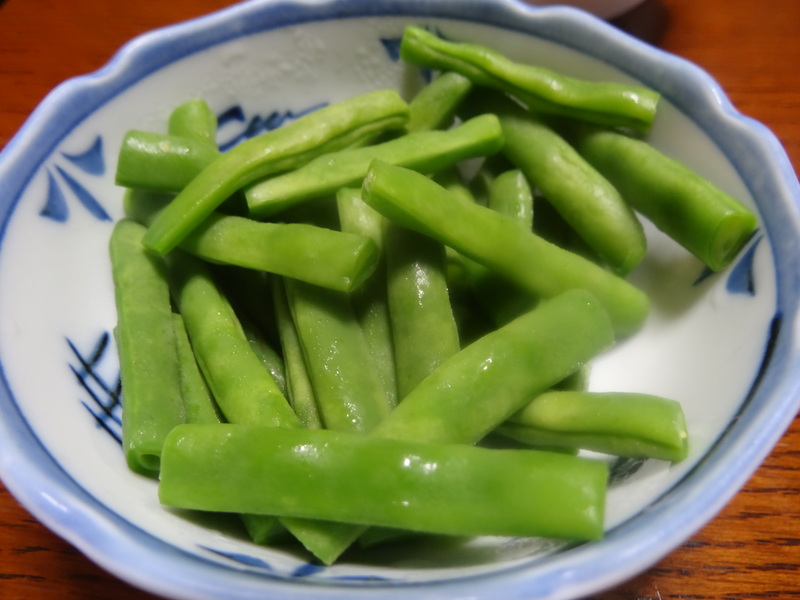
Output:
[[362, 160, 649, 336], [400, 25, 659, 132], [143, 89, 409, 254], [568, 124, 759, 271], [109, 219, 186, 477], [498, 391, 689, 462], [159, 425, 608, 541], [405, 71, 473, 133], [468, 91, 646, 275], [245, 113, 504, 218]]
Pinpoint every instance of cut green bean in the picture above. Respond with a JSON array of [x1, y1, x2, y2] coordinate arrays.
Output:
[[336, 187, 398, 407], [167, 98, 219, 147], [245, 114, 504, 218], [362, 160, 649, 336], [172, 313, 222, 425], [168, 251, 299, 429], [286, 288, 615, 564], [385, 222, 460, 399], [272, 277, 322, 430], [115, 131, 219, 193], [568, 124, 759, 271], [467, 91, 646, 275], [178, 214, 380, 293], [498, 390, 689, 462], [109, 219, 186, 477], [405, 71, 473, 133], [284, 279, 392, 433], [159, 424, 608, 541], [488, 169, 533, 230], [143, 89, 410, 254], [400, 25, 660, 132]]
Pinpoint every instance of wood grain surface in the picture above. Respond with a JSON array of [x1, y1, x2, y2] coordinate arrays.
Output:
[[1, 1, 798, 598]]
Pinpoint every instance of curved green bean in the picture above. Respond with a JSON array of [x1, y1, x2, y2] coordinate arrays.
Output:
[[568, 124, 758, 271], [498, 390, 689, 462], [400, 25, 660, 132], [245, 114, 504, 218]]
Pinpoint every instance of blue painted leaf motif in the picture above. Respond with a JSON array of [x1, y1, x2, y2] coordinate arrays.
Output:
[[726, 235, 761, 296], [55, 165, 112, 222], [40, 136, 110, 222], [61, 135, 105, 176], [216, 103, 327, 153], [68, 332, 122, 444], [380, 37, 403, 61], [41, 169, 69, 222]]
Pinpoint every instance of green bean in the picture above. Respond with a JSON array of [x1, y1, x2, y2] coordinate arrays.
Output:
[[245, 114, 504, 218], [115, 131, 219, 193], [488, 169, 533, 229], [283, 279, 392, 432], [336, 187, 398, 407], [567, 124, 759, 271], [123, 189, 380, 293], [467, 91, 646, 275], [385, 222, 460, 399], [405, 71, 473, 133], [109, 219, 186, 477], [168, 251, 299, 429], [238, 311, 287, 399], [167, 98, 219, 147], [171, 313, 222, 425], [272, 277, 322, 430], [362, 160, 649, 336], [159, 424, 608, 540], [143, 89, 410, 254], [497, 390, 689, 462], [399, 25, 660, 132], [286, 288, 615, 564]]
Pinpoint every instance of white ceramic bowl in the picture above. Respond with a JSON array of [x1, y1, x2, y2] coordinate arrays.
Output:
[[1, 1, 799, 599]]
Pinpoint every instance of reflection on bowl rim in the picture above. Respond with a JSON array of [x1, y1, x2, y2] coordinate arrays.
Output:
[[1, 1, 799, 599]]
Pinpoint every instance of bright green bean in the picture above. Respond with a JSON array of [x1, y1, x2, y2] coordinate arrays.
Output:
[[115, 131, 219, 193], [336, 187, 398, 407], [498, 390, 689, 462], [109, 219, 186, 477], [568, 124, 759, 271], [405, 71, 473, 133], [245, 114, 504, 218], [468, 91, 646, 275], [400, 25, 660, 132], [171, 313, 222, 425], [159, 425, 608, 540], [167, 98, 219, 147], [362, 160, 649, 336], [143, 89, 410, 254]]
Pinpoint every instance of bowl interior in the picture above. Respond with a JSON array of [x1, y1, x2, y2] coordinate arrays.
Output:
[[0, 2, 795, 599]]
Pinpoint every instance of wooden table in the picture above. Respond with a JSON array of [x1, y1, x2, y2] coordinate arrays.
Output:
[[1, 1, 798, 598]]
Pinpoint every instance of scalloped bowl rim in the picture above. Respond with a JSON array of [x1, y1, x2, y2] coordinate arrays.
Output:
[[1, 1, 800, 599]]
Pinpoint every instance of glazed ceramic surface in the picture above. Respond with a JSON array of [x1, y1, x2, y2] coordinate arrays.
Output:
[[1, 1, 799, 599]]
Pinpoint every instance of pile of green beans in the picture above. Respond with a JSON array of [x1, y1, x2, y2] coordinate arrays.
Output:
[[109, 25, 759, 565]]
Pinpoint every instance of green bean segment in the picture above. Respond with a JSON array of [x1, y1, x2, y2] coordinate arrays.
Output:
[[405, 71, 473, 133], [499, 391, 689, 462], [115, 131, 219, 193], [400, 25, 659, 132], [361, 160, 649, 336], [245, 113, 504, 218], [143, 89, 410, 254], [167, 98, 219, 146], [470, 91, 646, 275], [159, 424, 608, 540], [569, 124, 759, 271], [109, 219, 186, 477]]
